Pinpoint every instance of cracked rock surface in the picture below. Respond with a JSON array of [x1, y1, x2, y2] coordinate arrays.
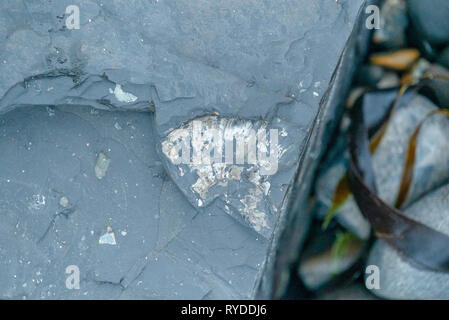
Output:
[[0, 0, 367, 298]]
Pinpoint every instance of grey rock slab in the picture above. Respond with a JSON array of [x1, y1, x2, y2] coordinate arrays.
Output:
[[0, 105, 164, 298], [0, 0, 361, 133], [0, 106, 268, 299], [0, 0, 370, 298]]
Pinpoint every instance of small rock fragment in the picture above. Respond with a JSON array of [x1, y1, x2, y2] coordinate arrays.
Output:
[[114, 122, 122, 130], [370, 48, 420, 71], [99, 226, 117, 245], [95, 152, 111, 180], [109, 84, 138, 103], [59, 196, 69, 208], [28, 194, 46, 210], [377, 71, 400, 88]]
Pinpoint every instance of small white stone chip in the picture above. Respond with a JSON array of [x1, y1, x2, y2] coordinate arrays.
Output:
[[109, 84, 138, 103], [114, 122, 122, 130], [59, 196, 69, 208], [95, 152, 111, 180], [99, 227, 116, 245]]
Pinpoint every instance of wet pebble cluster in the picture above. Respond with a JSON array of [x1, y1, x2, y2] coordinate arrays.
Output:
[[299, 0, 449, 299]]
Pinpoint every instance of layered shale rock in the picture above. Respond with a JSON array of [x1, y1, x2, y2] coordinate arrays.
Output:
[[0, 0, 371, 298]]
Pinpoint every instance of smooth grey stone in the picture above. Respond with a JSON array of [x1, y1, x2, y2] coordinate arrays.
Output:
[[376, 71, 400, 89], [367, 183, 449, 299], [373, 0, 408, 49], [356, 64, 385, 87], [406, 0, 449, 45], [420, 64, 449, 109]]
